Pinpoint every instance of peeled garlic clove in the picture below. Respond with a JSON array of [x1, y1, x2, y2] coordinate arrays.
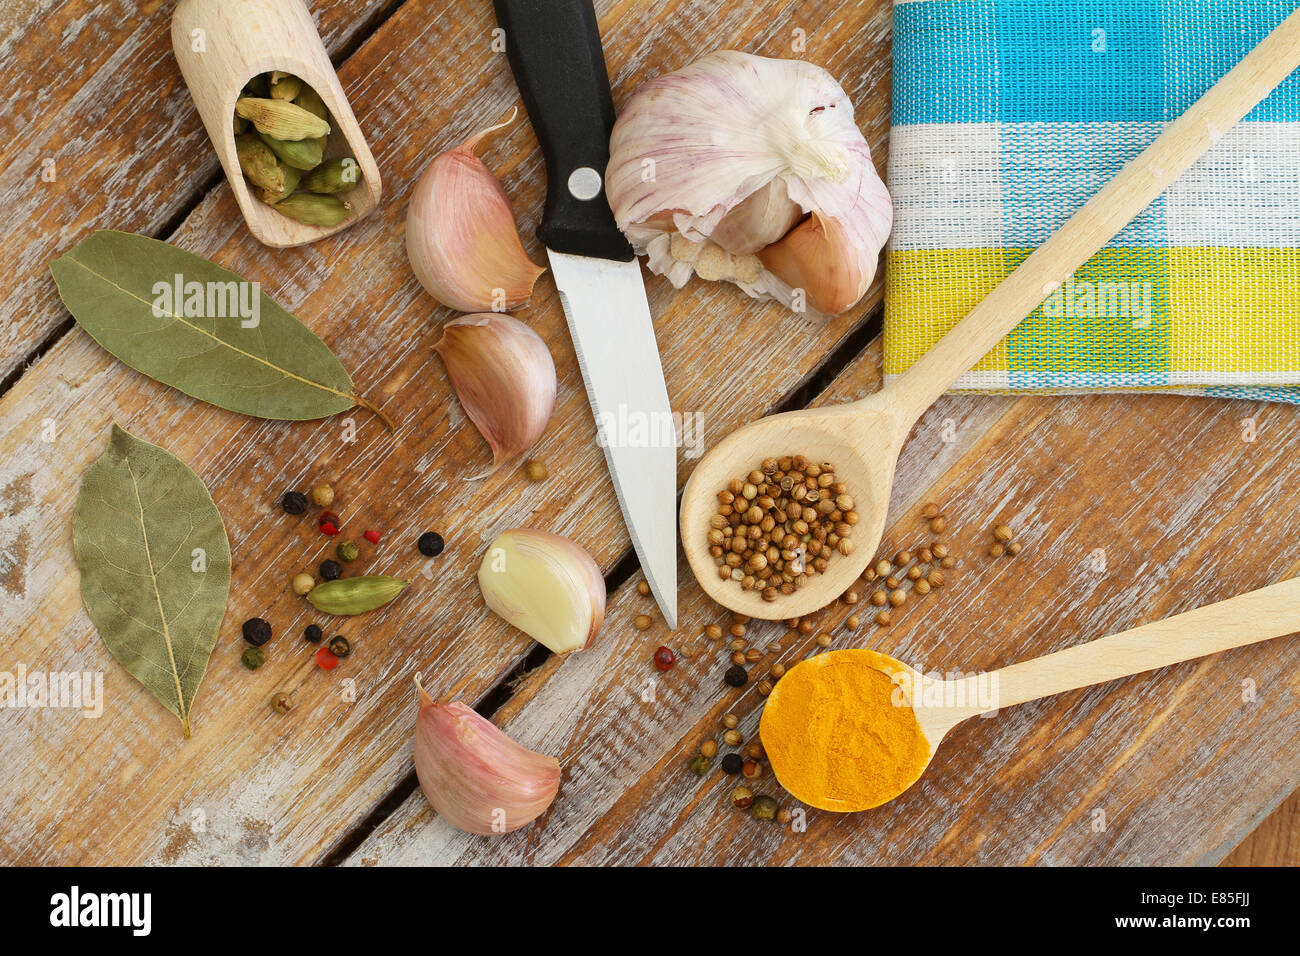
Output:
[[435, 313, 556, 468], [406, 111, 545, 312], [606, 50, 892, 315], [478, 529, 605, 654], [413, 675, 560, 836]]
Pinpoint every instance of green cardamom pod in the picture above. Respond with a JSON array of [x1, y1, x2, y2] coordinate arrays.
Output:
[[300, 157, 364, 194], [256, 129, 324, 171], [293, 84, 331, 152], [270, 73, 303, 101], [275, 192, 352, 227], [234, 115, 249, 135], [235, 97, 330, 142], [257, 162, 301, 205], [306, 575, 407, 615], [235, 133, 285, 193]]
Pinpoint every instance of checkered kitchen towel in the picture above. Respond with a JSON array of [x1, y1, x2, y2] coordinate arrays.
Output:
[[884, 0, 1300, 402]]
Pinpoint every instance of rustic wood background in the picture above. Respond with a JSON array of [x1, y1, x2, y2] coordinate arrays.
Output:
[[0, 0, 1294, 866]]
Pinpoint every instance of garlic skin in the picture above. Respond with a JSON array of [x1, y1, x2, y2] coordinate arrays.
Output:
[[413, 675, 560, 836], [435, 313, 556, 468], [606, 51, 892, 316], [478, 529, 606, 654], [406, 112, 545, 312]]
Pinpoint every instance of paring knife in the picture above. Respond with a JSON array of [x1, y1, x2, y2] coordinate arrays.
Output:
[[493, 0, 678, 627]]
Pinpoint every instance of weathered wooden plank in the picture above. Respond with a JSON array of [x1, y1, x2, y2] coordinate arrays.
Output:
[[349, 341, 1300, 865], [1221, 789, 1300, 865], [0, 0, 896, 864], [0, 0, 392, 382]]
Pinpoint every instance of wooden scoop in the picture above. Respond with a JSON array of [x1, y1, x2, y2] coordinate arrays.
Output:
[[680, 9, 1300, 619], [172, 0, 382, 247], [761, 577, 1300, 811]]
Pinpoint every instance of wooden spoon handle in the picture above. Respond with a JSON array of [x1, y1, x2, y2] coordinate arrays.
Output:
[[987, 578, 1300, 711], [886, 7, 1300, 423]]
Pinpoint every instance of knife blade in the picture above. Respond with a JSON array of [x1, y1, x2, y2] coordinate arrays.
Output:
[[493, 0, 678, 627]]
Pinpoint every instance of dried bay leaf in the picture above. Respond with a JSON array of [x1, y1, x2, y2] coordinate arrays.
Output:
[[50, 230, 391, 426], [73, 426, 231, 737]]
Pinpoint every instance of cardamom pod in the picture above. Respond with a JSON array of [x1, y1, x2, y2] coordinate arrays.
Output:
[[276, 192, 352, 227], [234, 115, 249, 135], [306, 575, 408, 615], [294, 84, 331, 152], [235, 133, 284, 193], [235, 97, 330, 142], [256, 129, 324, 171], [257, 162, 301, 204], [270, 73, 303, 101], [300, 157, 364, 194]]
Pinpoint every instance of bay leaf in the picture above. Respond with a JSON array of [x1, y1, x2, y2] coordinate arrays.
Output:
[[73, 426, 232, 738], [49, 230, 390, 425]]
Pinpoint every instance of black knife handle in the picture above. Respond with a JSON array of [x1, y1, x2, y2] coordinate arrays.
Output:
[[492, 0, 634, 261]]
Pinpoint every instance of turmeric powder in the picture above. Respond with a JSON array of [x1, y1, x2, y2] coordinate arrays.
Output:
[[759, 649, 931, 811]]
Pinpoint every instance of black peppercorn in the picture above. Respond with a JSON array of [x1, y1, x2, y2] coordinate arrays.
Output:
[[724, 664, 748, 687], [242, 617, 272, 646], [417, 531, 445, 557], [319, 559, 343, 581], [720, 753, 744, 775], [303, 623, 323, 644], [280, 490, 308, 515], [328, 635, 351, 658]]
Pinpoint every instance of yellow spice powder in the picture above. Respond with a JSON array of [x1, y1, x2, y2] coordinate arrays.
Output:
[[759, 649, 931, 811]]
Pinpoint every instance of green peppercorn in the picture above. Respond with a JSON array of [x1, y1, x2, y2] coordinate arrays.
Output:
[[688, 754, 711, 775], [750, 795, 778, 820], [319, 559, 342, 580], [241, 647, 265, 670], [328, 635, 351, 658], [730, 786, 754, 810], [271, 690, 294, 714], [336, 540, 360, 562], [720, 753, 743, 775], [724, 665, 748, 687]]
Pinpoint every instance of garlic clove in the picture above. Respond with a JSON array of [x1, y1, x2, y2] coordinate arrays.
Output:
[[709, 179, 805, 257], [606, 50, 892, 315], [477, 529, 605, 654], [435, 313, 557, 468], [406, 111, 546, 313], [757, 212, 872, 316], [413, 675, 560, 836]]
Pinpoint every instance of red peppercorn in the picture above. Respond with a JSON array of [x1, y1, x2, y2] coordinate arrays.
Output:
[[653, 645, 675, 671], [315, 647, 339, 670], [363, 529, 381, 544], [318, 512, 340, 535], [320, 522, 339, 536]]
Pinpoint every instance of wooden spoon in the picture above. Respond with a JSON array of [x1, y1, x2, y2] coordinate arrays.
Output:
[[172, 0, 382, 247], [761, 577, 1300, 811], [680, 8, 1300, 619]]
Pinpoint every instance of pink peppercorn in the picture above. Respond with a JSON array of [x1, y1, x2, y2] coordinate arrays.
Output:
[[363, 529, 381, 544], [653, 646, 675, 671], [315, 647, 339, 670]]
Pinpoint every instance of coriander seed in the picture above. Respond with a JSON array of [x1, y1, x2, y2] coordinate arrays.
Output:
[[701, 740, 718, 759], [723, 713, 739, 729], [522, 459, 548, 481], [724, 729, 743, 747]]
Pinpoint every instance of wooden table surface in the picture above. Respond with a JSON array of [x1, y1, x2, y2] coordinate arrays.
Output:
[[1, 0, 1296, 866]]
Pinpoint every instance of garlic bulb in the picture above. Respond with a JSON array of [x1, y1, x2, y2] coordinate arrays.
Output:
[[406, 111, 546, 312], [413, 675, 560, 835], [478, 529, 605, 654], [435, 313, 556, 468], [606, 51, 892, 316]]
